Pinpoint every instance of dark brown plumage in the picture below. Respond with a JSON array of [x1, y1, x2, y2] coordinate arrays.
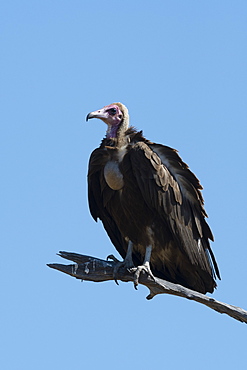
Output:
[[86, 102, 220, 293]]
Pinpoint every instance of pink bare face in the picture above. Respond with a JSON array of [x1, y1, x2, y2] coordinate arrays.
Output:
[[86, 104, 123, 138]]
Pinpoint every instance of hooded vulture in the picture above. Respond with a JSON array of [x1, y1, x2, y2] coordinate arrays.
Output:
[[86, 103, 220, 294]]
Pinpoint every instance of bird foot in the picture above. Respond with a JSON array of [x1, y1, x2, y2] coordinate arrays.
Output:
[[107, 254, 134, 285], [130, 262, 155, 290]]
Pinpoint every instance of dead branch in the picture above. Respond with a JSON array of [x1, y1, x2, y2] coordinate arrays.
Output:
[[47, 251, 247, 324]]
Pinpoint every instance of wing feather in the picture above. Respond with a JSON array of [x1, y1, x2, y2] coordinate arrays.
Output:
[[128, 141, 220, 279], [88, 148, 127, 258]]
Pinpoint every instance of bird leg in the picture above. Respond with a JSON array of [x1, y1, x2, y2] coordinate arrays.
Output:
[[130, 245, 155, 289], [107, 241, 134, 284]]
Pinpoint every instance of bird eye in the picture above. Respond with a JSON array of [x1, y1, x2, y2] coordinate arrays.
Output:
[[108, 108, 117, 115]]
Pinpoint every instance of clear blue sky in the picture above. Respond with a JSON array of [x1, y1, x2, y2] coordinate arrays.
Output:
[[1, 1, 247, 369]]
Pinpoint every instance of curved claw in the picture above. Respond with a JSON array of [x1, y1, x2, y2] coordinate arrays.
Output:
[[107, 254, 121, 263], [106, 254, 121, 284]]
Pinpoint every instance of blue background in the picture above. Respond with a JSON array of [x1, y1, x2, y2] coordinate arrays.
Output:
[[1, 1, 247, 369]]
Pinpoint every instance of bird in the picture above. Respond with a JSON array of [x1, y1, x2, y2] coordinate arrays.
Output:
[[86, 102, 220, 294]]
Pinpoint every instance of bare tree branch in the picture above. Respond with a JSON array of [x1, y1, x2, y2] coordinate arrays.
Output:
[[47, 251, 247, 324]]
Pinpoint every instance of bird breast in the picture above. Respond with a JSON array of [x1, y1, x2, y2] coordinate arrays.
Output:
[[104, 161, 124, 190]]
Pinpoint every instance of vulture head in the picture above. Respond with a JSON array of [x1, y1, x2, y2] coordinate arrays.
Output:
[[86, 103, 129, 139]]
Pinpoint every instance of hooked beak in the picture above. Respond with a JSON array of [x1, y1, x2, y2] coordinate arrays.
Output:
[[86, 108, 108, 122]]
